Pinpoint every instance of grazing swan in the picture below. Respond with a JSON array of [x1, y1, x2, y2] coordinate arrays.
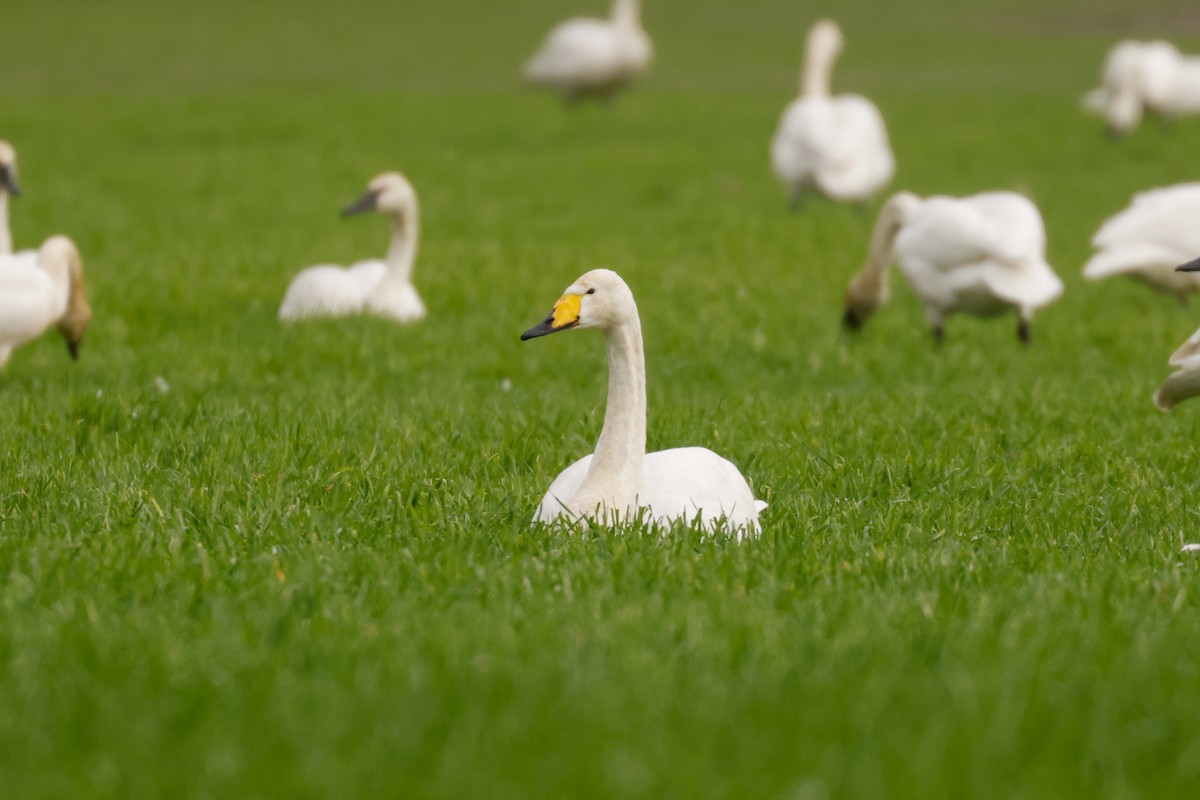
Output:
[[1084, 40, 1200, 135], [0, 140, 24, 255], [843, 190, 1064, 344], [521, 269, 766, 535], [0, 235, 93, 369], [1083, 184, 1200, 303], [770, 19, 894, 208], [1154, 256, 1200, 411], [279, 172, 424, 323], [523, 0, 652, 102]]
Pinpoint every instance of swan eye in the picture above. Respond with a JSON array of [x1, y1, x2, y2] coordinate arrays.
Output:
[[586, 288, 595, 295]]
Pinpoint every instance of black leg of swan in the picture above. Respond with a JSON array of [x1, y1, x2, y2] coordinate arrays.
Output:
[[1017, 318, 1031, 347], [932, 324, 944, 347], [789, 187, 804, 214]]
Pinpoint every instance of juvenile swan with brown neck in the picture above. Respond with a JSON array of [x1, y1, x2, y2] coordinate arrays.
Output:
[[521, 269, 765, 535], [0, 235, 93, 368]]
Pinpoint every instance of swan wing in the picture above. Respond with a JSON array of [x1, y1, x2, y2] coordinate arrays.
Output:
[[534, 454, 593, 523], [279, 263, 377, 320], [811, 95, 894, 200], [638, 447, 764, 535], [0, 252, 59, 348], [899, 193, 1042, 272], [1094, 184, 1200, 253], [524, 20, 622, 85]]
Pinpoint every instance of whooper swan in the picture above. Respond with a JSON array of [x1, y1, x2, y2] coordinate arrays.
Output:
[[770, 19, 894, 209], [279, 172, 424, 323], [1084, 40, 1200, 136], [1083, 183, 1200, 303], [520, 269, 766, 535], [0, 235, 93, 369], [0, 140, 24, 256], [523, 0, 653, 102], [1154, 256, 1200, 411], [843, 190, 1063, 344]]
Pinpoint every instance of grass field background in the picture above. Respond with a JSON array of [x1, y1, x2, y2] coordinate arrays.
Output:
[[4, 0, 1200, 797]]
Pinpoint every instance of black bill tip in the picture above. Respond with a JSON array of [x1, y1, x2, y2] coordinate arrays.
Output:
[[521, 313, 575, 341], [67, 340, 80, 361], [1177, 257, 1200, 273], [0, 167, 21, 197], [341, 189, 380, 217], [842, 309, 862, 331]]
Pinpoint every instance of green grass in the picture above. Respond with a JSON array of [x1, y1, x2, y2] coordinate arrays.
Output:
[[3, 0, 1200, 797]]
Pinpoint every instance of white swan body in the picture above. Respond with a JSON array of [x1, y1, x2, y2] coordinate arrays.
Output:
[[0, 140, 24, 256], [1156, 257, 1200, 411], [844, 191, 1063, 343], [1084, 40, 1200, 134], [1083, 184, 1200, 301], [521, 269, 765, 535], [0, 236, 93, 369], [279, 172, 425, 323], [524, 0, 652, 101], [771, 19, 894, 207]]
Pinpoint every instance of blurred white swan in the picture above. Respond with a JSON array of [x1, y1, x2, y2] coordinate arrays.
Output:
[[521, 269, 766, 536], [0, 140, 24, 255], [1083, 183, 1200, 303], [770, 19, 894, 208], [1154, 256, 1200, 411], [843, 190, 1063, 343], [1084, 40, 1200, 135], [0, 235, 93, 369], [279, 172, 424, 323], [523, 0, 652, 101]]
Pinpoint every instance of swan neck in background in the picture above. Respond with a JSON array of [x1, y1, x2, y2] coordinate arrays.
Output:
[[802, 36, 837, 97], [0, 193, 10, 255], [381, 204, 419, 286], [865, 195, 912, 275], [572, 309, 647, 518], [612, 0, 641, 30]]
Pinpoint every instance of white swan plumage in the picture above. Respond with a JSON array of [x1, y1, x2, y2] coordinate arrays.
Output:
[[279, 172, 424, 323], [0, 235, 93, 369], [0, 140, 24, 256], [1155, 256, 1200, 411], [521, 269, 765, 536], [770, 19, 894, 208], [523, 0, 652, 101], [1084, 40, 1200, 135], [1083, 183, 1200, 302], [843, 190, 1064, 343]]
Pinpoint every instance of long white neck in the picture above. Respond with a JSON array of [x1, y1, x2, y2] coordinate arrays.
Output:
[[0, 193, 10, 255], [378, 206, 419, 288], [802, 37, 838, 97], [569, 311, 647, 521], [612, 0, 641, 30]]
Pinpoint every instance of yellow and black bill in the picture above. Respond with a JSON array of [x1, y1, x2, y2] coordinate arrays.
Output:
[[521, 293, 582, 340], [1178, 256, 1200, 273], [341, 189, 381, 216]]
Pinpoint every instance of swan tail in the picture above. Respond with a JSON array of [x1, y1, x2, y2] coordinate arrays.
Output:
[[754, 500, 768, 513]]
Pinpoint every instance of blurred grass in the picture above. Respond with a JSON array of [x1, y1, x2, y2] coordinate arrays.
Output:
[[3, 0, 1200, 798]]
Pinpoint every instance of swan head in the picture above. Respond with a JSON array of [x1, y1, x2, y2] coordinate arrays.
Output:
[[521, 268, 635, 340], [0, 140, 21, 197], [807, 19, 844, 60], [342, 172, 417, 218], [39, 236, 92, 359]]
